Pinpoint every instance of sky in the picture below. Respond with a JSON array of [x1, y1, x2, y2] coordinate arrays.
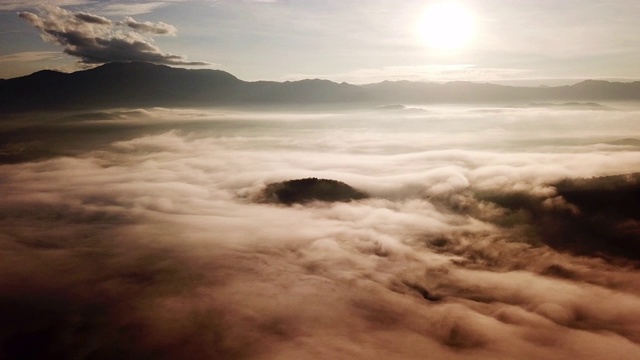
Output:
[[2, 3, 640, 359], [1, 0, 640, 84]]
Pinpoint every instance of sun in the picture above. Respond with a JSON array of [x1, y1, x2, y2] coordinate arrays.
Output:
[[418, 2, 475, 51]]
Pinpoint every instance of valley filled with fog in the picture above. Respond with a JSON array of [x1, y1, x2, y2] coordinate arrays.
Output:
[[1, 105, 640, 359]]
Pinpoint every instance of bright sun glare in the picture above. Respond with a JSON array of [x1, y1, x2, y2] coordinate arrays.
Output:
[[419, 2, 475, 51]]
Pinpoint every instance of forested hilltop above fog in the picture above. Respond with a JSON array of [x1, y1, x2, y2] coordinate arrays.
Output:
[[2, 62, 640, 112]]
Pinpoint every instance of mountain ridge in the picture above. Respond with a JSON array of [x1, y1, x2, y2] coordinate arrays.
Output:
[[2, 62, 640, 113]]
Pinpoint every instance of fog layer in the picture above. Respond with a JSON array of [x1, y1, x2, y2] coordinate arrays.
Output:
[[1, 106, 640, 359]]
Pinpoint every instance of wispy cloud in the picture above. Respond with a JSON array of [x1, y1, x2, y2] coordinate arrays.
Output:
[[0, 0, 88, 11], [121, 16, 177, 35], [94, 2, 174, 16], [0, 0, 179, 15], [0, 51, 63, 63]]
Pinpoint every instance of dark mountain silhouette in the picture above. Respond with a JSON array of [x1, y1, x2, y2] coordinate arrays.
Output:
[[548, 173, 640, 261], [362, 80, 524, 103], [0, 62, 240, 111], [607, 138, 640, 146], [480, 173, 640, 262], [0, 142, 64, 164], [2, 62, 640, 113], [362, 79, 640, 104], [259, 178, 368, 205], [0, 62, 369, 112]]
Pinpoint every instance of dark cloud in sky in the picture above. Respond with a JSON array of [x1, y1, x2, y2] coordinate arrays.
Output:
[[18, 5, 208, 66], [1, 107, 640, 358], [74, 11, 111, 25], [122, 16, 177, 35]]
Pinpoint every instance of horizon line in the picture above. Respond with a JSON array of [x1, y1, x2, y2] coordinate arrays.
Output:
[[3, 61, 640, 88]]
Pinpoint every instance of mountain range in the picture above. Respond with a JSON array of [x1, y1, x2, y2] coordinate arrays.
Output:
[[2, 62, 640, 112]]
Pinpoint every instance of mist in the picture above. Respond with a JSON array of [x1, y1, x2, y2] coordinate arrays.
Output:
[[1, 105, 640, 359]]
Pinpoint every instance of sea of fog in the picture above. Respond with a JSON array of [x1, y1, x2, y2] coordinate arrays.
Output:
[[1, 105, 640, 359]]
